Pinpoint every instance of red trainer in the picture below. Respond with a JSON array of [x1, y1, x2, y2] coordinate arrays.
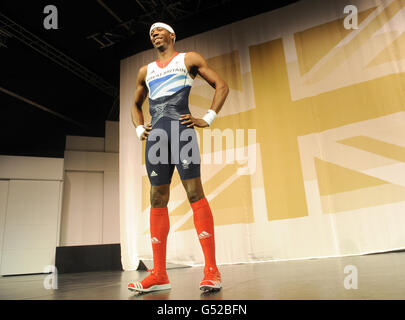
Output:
[[128, 269, 171, 293], [199, 266, 222, 291]]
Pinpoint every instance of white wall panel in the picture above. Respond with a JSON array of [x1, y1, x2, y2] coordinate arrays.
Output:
[[64, 151, 118, 172], [62, 123, 119, 247], [1, 180, 61, 275], [0, 156, 63, 180], [60, 171, 104, 246], [102, 171, 120, 244], [0, 181, 9, 268], [65, 136, 105, 152], [105, 121, 119, 153]]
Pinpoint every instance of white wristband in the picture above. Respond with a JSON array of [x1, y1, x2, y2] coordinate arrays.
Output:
[[136, 125, 146, 140], [202, 109, 217, 126]]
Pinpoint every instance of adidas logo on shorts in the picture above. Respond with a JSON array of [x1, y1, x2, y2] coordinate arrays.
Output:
[[151, 237, 161, 244], [198, 231, 212, 239], [151, 170, 158, 177]]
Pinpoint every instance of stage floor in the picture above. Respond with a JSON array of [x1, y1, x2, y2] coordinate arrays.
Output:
[[1, 250, 405, 300]]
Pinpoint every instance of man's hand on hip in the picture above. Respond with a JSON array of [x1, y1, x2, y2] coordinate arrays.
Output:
[[137, 123, 152, 140], [179, 114, 209, 128]]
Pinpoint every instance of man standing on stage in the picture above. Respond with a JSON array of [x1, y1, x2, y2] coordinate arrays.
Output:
[[128, 22, 229, 293]]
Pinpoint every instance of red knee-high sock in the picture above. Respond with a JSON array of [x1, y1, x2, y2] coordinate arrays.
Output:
[[191, 198, 218, 271], [150, 207, 170, 274]]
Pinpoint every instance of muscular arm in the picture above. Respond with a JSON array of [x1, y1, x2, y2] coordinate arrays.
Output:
[[131, 65, 148, 128], [180, 52, 229, 128], [185, 51, 229, 114]]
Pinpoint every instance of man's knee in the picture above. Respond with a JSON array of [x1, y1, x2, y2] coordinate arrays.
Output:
[[182, 178, 204, 204], [150, 185, 170, 208], [187, 190, 204, 204]]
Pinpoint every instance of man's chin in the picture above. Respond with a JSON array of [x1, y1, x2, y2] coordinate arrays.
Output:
[[156, 44, 167, 51]]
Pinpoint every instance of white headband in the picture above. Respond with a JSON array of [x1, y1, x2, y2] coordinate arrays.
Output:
[[150, 22, 176, 42]]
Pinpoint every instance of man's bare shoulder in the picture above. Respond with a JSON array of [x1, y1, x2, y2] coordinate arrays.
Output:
[[138, 65, 148, 75], [137, 65, 148, 82], [185, 51, 204, 60], [185, 52, 205, 67]]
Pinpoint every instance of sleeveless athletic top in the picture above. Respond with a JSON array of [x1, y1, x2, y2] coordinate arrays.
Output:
[[145, 52, 194, 126]]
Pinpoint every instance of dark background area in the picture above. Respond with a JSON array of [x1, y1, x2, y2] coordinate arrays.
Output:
[[0, 0, 300, 158]]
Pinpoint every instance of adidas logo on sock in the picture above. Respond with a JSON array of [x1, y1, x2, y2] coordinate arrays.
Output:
[[151, 171, 158, 177], [198, 231, 212, 239], [151, 237, 161, 244]]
